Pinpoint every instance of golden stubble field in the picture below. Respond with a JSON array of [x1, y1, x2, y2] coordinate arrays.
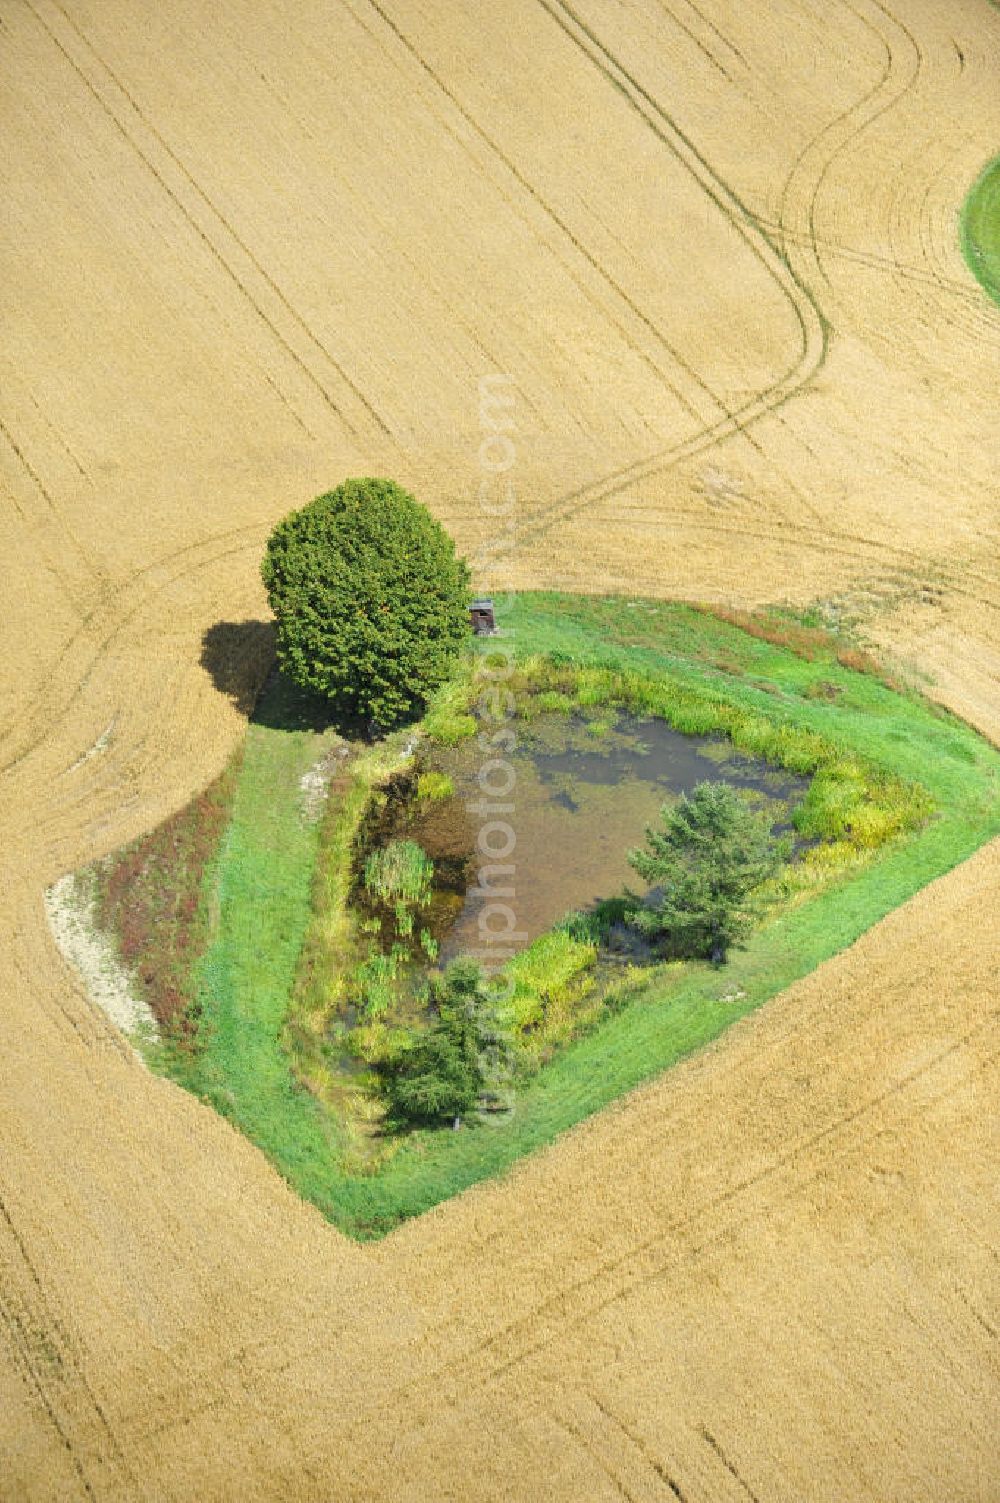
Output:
[[2, 0, 999, 1497]]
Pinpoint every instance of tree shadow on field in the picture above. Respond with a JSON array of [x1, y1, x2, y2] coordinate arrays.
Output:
[[200, 620, 360, 735], [200, 620, 276, 717], [253, 665, 347, 734]]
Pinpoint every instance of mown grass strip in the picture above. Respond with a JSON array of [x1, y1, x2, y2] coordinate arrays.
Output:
[[160, 693, 345, 1203], [961, 153, 1000, 306], [160, 595, 1000, 1238]]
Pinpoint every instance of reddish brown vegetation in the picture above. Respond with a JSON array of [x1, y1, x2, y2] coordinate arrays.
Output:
[[834, 644, 898, 684], [96, 755, 241, 1035], [700, 605, 902, 690]]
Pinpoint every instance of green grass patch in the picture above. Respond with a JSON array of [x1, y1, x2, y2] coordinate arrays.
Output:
[[506, 928, 600, 1055], [151, 675, 346, 1189], [961, 153, 1000, 305], [422, 664, 477, 745], [131, 595, 1000, 1238]]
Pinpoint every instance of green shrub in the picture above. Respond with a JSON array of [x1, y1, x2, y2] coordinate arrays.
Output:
[[352, 948, 407, 1020], [793, 763, 928, 849], [423, 674, 477, 744], [419, 928, 439, 961], [535, 689, 576, 714], [385, 959, 514, 1124], [385, 1024, 480, 1123], [627, 781, 785, 963], [416, 770, 454, 802], [505, 930, 598, 1032], [363, 839, 433, 908], [557, 898, 630, 947]]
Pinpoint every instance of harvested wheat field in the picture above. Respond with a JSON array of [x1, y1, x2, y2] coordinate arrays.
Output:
[[2, 0, 999, 1497]]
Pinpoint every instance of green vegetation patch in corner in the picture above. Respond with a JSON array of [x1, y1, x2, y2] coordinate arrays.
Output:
[[961, 153, 1000, 306], [137, 595, 1000, 1238]]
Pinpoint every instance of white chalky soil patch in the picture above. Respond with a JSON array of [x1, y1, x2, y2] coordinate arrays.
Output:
[[298, 738, 349, 824], [44, 872, 158, 1045]]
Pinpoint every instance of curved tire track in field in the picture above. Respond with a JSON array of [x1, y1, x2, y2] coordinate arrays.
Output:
[[513, 0, 829, 540], [563, 507, 1000, 612], [759, 3, 1000, 360], [513, 0, 920, 549], [773, 0, 1000, 349], [515, 0, 1000, 635], [0, 526, 267, 780], [774, 0, 924, 296], [364, 0, 827, 536]]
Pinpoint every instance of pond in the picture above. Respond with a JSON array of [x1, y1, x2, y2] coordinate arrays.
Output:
[[361, 712, 808, 969]]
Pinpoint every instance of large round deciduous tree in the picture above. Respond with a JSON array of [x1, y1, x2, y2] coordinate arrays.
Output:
[[261, 478, 471, 729]]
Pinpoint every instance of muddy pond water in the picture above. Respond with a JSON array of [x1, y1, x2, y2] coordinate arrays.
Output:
[[369, 713, 809, 967]]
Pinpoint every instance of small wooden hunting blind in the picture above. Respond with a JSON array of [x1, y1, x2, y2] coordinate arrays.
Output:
[[469, 597, 496, 635]]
